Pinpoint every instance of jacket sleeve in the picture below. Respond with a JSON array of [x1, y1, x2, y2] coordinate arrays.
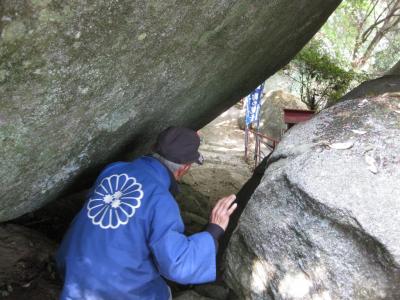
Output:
[[148, 193, 216, 285]]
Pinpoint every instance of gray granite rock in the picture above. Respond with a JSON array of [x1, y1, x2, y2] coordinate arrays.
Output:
[[174, 290, 214, 300], [194, 283, 230, 300], [224, 91, 400, 299], [387, 60, 400, 76], [14, 189, 89, 242], [259, 90, 307, 141], [0, 0, 341, 221], [341, 76, 400, 101], [0, 224, 59, 299]]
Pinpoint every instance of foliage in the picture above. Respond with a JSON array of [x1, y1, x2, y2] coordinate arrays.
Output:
[[289, 41, 367, 111], [285, 0, 400, 111], [372, 30, 400, 73], [318, 0, 400, 75]]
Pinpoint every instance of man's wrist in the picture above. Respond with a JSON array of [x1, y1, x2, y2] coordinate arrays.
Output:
[[205, 223, 225, 241]]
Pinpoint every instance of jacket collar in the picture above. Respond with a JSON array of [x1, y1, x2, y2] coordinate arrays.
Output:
[[143, 155, 180, 196]]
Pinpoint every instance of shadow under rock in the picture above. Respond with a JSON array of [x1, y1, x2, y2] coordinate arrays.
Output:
[[217, 157, 268, 270]]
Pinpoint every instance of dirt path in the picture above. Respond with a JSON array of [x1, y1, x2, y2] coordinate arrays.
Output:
[[176, 106, 255, 233]]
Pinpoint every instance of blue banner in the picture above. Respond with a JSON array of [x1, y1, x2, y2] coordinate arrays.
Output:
[[245, 84, 264, 127]]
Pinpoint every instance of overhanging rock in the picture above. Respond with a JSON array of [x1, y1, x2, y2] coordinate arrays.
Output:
[[0, 0, 341, 221]]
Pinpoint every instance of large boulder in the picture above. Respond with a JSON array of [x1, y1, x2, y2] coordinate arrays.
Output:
[[341, 76, 400, 101], [0, 0, 341, 221], [174, 290, 214, 300], [13, 189, 89, 242], [341, 60, 400, 101], [224, 91, 400, 299], [258, 90, 307, 141], [0, 224, 59, 299], [387, 60, 400, 75]]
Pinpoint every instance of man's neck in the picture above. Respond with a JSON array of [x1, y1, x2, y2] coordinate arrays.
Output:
[[150, 154, 180, 196]]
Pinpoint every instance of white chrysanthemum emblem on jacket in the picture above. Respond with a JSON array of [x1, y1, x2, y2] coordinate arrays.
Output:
[[87, 174, 143, 229]]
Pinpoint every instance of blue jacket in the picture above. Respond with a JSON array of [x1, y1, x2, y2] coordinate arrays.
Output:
[[55, 156, 216, 300]]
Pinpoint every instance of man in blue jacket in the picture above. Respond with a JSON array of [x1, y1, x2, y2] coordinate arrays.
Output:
[[55, 127, 237, 300]]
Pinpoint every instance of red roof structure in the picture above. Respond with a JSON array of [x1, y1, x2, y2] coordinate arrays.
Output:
[[283, 109, 315, 129]]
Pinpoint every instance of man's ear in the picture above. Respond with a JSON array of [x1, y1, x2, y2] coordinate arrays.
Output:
[[175, 164, 192, 180], [182, 163, 191, 172]]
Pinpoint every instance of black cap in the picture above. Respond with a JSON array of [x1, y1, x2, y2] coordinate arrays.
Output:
[[154, 127, 204, 165]]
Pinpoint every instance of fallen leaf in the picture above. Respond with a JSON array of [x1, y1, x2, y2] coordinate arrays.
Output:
[[351, 129, 367, 135], [329, 141, 354, 150], [365, 154, 378, 174], [358, 99, 368, 108]]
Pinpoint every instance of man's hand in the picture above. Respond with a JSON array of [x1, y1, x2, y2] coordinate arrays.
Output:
[[210, 194, 237, 231]]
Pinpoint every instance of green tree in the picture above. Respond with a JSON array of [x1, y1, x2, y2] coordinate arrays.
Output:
[[320, 0, 400, 75], [286, 0, 399, 111], [289, 41, 364, 111]]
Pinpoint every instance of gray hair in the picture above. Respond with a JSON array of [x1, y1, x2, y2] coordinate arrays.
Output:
[[152, 153, 183, 174]]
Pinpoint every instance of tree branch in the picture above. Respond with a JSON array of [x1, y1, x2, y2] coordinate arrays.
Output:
[[353, 0, 400, 68]]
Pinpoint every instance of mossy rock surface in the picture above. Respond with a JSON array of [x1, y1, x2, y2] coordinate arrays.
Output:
[[0, 0, 341, 221]]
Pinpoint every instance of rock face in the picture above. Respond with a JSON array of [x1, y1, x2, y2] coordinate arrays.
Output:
[[259, 90, 307, 141], [387, 60, 400, 75], [14, 189, 89, 242], [0, 224, 59, 299], [341, 76, 400, 101], [224, 92, 400, 299], [340, 59, 400, 102], [174, 290, 214, 300], [0, 0, 341, 221]]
